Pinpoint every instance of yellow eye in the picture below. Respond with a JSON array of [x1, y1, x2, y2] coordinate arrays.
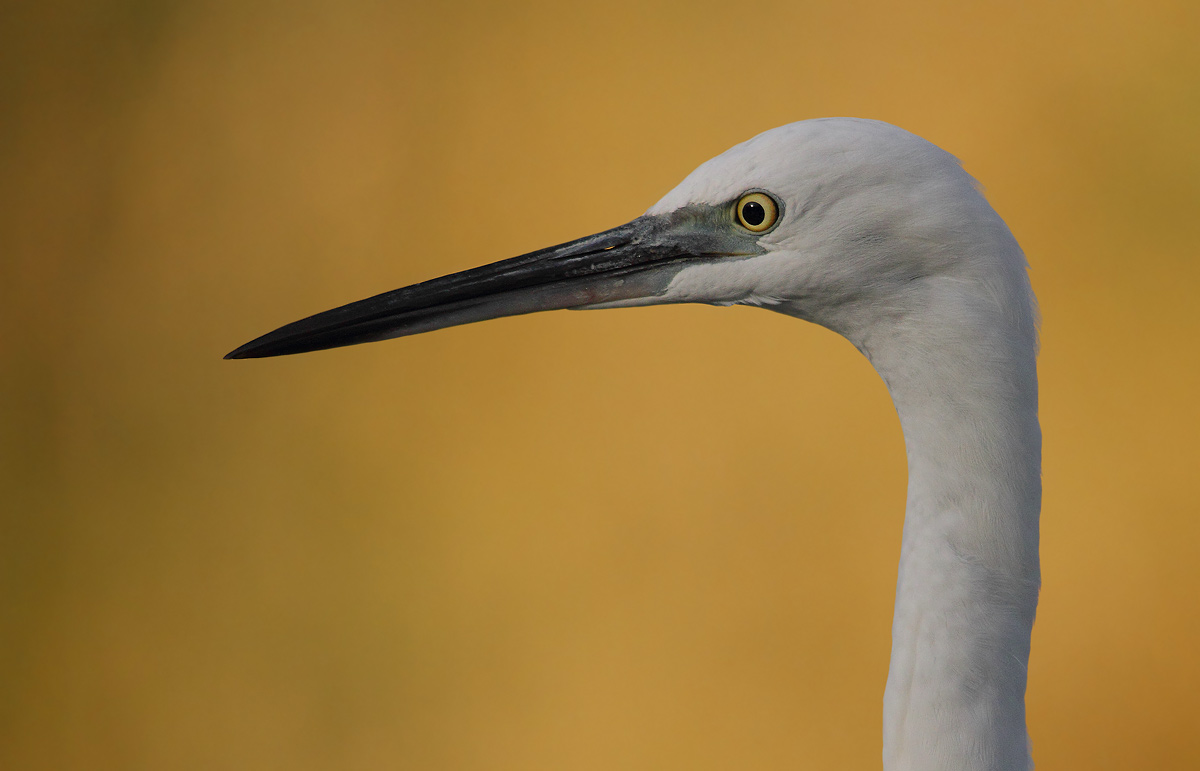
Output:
[[735, 192, 779, 232]]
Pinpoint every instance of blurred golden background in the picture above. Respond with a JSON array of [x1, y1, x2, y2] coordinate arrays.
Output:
[[2, 1, 1198, 768]]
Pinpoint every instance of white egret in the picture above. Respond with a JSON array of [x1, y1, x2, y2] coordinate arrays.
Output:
[[228, 118, 1041, 771]]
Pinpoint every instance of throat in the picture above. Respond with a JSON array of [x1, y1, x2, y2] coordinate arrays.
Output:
[[881, 306, 1039, 770], [803, 275, 1042, 770]]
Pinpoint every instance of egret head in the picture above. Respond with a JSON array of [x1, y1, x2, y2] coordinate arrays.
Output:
[[226, 118, 1019, 359]]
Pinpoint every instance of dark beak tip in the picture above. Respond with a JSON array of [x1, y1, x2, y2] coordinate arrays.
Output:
[[224, 336, 285, 360], [224, 341, 296, 360], [223, 339, 262, 359]]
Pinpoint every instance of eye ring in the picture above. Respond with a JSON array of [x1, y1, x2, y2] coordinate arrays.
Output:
[[735, 191, 779, 233]]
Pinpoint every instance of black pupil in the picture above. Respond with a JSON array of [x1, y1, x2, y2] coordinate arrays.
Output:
[[742, 201, 765, 226]]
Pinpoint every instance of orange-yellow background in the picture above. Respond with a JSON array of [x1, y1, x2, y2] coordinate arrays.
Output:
[[2, 1, 1198, 769]]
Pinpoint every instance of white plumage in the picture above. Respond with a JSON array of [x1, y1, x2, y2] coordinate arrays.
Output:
[[594, 120, 1041, 770]]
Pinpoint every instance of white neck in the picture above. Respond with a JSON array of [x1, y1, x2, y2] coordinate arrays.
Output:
[[787, 264, 1041, 770]]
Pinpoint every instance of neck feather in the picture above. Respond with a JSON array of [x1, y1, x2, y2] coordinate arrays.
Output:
[[796, 264, 1041, 770]]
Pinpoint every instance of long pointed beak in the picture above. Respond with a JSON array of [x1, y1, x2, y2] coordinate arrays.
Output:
[[225, 206, 753, 359]]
